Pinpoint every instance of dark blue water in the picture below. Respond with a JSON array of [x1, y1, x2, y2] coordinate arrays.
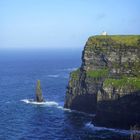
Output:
[[0, 49, 130, 140]]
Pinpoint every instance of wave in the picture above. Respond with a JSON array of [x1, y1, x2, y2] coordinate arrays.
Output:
[[85, 122, 140, 135], [21, 99, 72, 111], [21, 100, 97, 117], [47, 75, 60, 78], [61, 67, 78, 72], [57, 106, 71, 112], [21, 99, 96, 116], [21, 99, 59, 106]]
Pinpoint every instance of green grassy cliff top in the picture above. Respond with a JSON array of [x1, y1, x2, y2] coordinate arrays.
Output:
[[87, 35, 140, 47]]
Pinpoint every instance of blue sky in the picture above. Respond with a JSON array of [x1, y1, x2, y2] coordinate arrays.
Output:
[[0, 0, 140, 49]]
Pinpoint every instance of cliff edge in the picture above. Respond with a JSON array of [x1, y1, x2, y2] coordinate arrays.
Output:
[[64, 35, 140, 129]]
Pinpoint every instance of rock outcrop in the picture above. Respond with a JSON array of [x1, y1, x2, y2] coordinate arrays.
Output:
[[64, 35, 140, 129], [36, 80, 44, 102]]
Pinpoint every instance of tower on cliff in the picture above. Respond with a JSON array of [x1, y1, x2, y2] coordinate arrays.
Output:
[[101, 31, 107, 35]]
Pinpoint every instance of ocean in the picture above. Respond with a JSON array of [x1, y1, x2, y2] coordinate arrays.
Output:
[[0, 49, 131, 140]]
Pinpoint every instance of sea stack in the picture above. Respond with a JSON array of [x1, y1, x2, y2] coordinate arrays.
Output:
[[36, 80, 44, 102]]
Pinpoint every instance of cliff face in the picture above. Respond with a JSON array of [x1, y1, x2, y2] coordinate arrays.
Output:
[[64, 35, 140, 128]]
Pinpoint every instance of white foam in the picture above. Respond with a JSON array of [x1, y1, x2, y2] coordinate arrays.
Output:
[[21, 99, 59, 106], [63, 68, 78, 71], [21, 99, 86, 114], [21, 99, 74, 114], [21, 99, 30, 104], [21, 99, 97, 116], [58, 106, 72, 112], [85, 122, 139, 135], [47, 75, 59, 78]]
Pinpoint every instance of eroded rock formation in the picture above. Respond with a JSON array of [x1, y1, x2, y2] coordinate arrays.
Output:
[[36, 80, 44, 102]]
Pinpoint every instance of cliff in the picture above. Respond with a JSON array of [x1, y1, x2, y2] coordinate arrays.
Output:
[[64, 35, 140, 129]]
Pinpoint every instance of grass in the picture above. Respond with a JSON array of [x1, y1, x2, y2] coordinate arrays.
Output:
[[71, 69, 80, 80], [86, 68, 109, 78], [86, 35, 140, 50], [111, 35, 140, 46], [104, 77, 140, 90]]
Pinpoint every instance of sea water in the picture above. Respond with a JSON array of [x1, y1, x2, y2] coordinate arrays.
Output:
[[0, 49, 132, 140]]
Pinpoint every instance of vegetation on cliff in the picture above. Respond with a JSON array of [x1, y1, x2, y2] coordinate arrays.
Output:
[[104, 77, 140, 91], [64, 35, 140, 128], [87, 35, 140, 47], [70, 69, 80, 80], [86, 68, 109, 78]]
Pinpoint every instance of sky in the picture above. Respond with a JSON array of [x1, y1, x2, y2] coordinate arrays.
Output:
[[0, 0, 140, 49]]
